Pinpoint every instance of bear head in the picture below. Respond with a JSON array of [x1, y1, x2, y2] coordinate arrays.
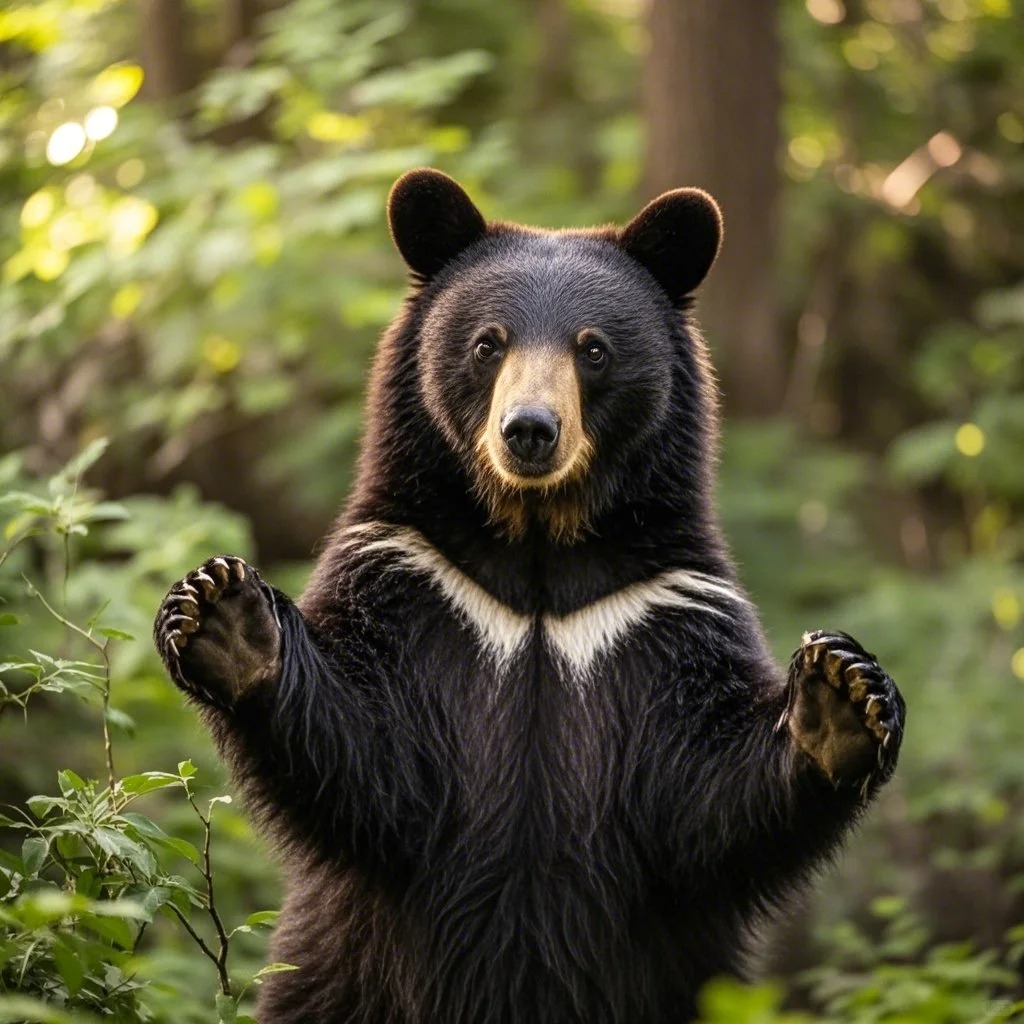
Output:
[[360, 169, 723, 546]]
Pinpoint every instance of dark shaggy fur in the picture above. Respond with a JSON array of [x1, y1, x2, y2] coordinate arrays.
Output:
[[154, 170, 904, 1024]]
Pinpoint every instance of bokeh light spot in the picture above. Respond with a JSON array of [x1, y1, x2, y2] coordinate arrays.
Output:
[[21, 190, 56, 228], [806, 0, 845, 24], [992, 588, 1020, 630], [116, 158, 146, 189], [84, 105, 118, 141], [1012, 648, 1024, 681], [46, 122, 86, 165], [955, 423, 985, 457]]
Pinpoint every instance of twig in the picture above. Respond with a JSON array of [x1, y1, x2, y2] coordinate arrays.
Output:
[[166, 901, 227, 979], [186, 788, 232, 997], [98, 641, 116, 809], [23, 578, 118, 805]]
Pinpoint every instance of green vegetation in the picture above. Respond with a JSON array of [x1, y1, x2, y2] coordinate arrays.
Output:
[[2, 0, 1022, 1020]]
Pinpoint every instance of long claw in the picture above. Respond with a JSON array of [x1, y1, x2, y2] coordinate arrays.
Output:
[[209, 557, 231, 583], [193, 571, 217, 597]]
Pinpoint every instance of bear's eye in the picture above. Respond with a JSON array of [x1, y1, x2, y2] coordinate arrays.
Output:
[[473, 328, 504, 364], [579, 335, 609, 369]]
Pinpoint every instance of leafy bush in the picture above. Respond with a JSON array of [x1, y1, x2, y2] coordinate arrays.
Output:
[[1, 443, 281, 1022]]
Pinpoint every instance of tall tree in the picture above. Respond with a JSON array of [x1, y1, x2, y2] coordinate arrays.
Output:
[[643, 0, 783, 416], [138, 0, 198, 103]]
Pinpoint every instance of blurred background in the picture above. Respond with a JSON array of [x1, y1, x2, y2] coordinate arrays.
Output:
[[1, 0, 1023, 1020]]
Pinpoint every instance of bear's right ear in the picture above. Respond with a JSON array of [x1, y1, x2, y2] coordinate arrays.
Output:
[[387, 169, 488, 282], [618, 188, 723, 306]]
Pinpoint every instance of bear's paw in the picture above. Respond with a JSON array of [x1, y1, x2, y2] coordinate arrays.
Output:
[[154, 556, 280, 709], [780, 630, 905, 798]]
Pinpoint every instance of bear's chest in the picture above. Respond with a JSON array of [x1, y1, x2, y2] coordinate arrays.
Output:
[[340, 522, 743, 836]]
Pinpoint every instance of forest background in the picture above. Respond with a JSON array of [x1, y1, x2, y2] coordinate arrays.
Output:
[[1, 0, 1023, 1020]]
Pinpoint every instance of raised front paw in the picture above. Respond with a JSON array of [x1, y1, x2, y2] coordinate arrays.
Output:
[[154, 555, 281, 709], [780, 630, 905, 797]]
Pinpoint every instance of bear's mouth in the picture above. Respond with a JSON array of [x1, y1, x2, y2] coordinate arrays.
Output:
[[474, 418, 595, 543], [478, 429, 593, 490]]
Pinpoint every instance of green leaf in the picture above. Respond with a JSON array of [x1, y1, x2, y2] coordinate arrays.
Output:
[[0, 491, 55, 515], [82, 500, 130, 522], [105, 706, 136, 735], [138, 885, 173, 917], [119, 811, 168, 837], [215, 993, 238, 1024], [244, 909, 280, 928], [161, 837, 201, 864], [177, 760, 198, 778], [0, 995, 100, 1023], [252, 962, 300, 982], [0, 613, 20, 626], [57, 769, 86, 795], [93, 827, 157, 877], [21, 836, 48, 875], [82, 897, 149, 920], [81, 911, 135, 948], [26, 795, 65, 819], [124, 813, 201, 865], [98, 626, 135, 641], [52, 937, 85, 995], [120, 772, 183, 796]]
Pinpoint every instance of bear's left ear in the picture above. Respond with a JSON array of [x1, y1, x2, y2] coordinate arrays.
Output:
[[618, 188, 723, 305], [388, 168, 488, 281]]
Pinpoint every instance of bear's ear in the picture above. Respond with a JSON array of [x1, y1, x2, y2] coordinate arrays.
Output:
[[618, 188, 723, 305], [387, 169, 488, 281]]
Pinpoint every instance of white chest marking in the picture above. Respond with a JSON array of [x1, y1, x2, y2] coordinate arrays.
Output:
[[348, 525, 532, 673], [542, 570, 739, 682], [341, 523, 746, 682]]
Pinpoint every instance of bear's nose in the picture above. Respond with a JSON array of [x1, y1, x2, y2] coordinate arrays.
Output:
[[500, 406, 561, 463]]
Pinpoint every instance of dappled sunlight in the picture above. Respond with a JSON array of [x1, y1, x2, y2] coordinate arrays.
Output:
[[1, 0, 1022, 1019]]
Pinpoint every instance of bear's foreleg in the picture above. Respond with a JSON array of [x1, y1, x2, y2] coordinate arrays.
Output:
[[153, 557, 404, 864], [657, 629, 904, 913]]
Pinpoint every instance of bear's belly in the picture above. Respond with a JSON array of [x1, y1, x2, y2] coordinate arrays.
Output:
[[259, 849, 730, 1024]]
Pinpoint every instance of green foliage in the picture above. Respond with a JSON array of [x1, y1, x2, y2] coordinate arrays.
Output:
[[0, 0, 500, 521], [696, 978, 814, 1024], [1, 447, 279, 1021], [804, 901, 1024, 1023], [1, 0, 1022, 1019], [694, 910, 1024, 1024]]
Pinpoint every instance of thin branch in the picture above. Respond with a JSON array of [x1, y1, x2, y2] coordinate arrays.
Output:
[[186, 789, 232, 997], [24, 577, 118, 804], [99, 641, 116, 808], [166, 901, 226, 976], [24, 578, 104, 652]]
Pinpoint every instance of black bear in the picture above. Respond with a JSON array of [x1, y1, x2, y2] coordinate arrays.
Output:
[[154, 169, 905, 1024]]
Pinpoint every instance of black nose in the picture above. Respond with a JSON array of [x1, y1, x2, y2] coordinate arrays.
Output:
[[500, 406, 561, 463]]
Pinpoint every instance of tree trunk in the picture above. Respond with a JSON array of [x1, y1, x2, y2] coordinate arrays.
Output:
[[138, 0, 198, 103], [642, 0, 784, 417]]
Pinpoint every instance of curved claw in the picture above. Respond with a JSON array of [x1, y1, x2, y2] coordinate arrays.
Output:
[[209, 557, 231, 584]]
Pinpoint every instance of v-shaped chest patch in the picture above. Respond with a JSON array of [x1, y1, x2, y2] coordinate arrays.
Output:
[[340, 522, 747, 683]]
